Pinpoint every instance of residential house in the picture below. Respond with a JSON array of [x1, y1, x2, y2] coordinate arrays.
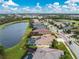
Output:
[[31, 29, 51, 35], [32, 23, 47, 29], [35, 34, 55, 48], [32, 48, 64, 59], [28, 34, 55, 48]]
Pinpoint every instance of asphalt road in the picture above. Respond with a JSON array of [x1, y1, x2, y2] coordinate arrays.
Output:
[[59, 32, 79, 59], [43, 21, 79, 59]]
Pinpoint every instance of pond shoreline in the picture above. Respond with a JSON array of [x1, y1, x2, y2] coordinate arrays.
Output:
[[0, 20, 29, 29], [3, 19, 32, 59]]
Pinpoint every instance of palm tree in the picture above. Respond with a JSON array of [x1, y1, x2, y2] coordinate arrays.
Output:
[[51, 39, 58, 48]]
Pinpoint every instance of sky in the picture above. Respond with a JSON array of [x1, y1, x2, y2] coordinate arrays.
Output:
[[0, 0, 79, 13]]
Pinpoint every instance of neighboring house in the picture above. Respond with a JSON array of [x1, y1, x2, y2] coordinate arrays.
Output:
[[63, 26, 73, 31], [31, 19, 47, 29], [32, 19, 40, 23], [32, 48, 64, 59], [31, 29, 51, 35], [28, 36, 40, 46], [31, 19, 47, 30], [28, 34, 55, 48], [35, 34, 55, 48], [32, 23, 47, 29]]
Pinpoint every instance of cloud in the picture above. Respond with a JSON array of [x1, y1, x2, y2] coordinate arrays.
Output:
[[46, 2, 62, 13], [22, 3, 43, 13], [21, 3, 43, 13], [47, 4, 53, 9], [65, 1, 70, 4], [70, 0, 79, 3], [52, 2, 63, 13], [30, 3, 43, 13], [65, 0, 79, 4], [0, 0, 3, 3], [31, 8, 42, 13], [1, 0, 19, 13], [36, 3, 42, 9], [22, 7, 31, 12], [11, 7, 18, 11], [2, 0, 19, 7], [2, 3, 9, 8], [62, 5, 68, 8], [53, 2, 60, 6], [0, 0, 79, 13], [64, 0, 79, 12]]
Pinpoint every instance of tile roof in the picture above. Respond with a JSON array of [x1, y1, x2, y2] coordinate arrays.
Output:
[[32, 29, 51, 35], [35, 34, 55, 45], [28, 34, 55, 46], [32, 48, 64, 59]]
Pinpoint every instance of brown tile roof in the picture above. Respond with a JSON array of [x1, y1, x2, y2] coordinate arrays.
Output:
[[32, 48, 64, 59], [32, 29, 51, 35], [35, 34, 55, 45]]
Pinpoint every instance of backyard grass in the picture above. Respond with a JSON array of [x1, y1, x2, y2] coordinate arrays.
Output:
[[57, 43, 72, 59], [4, 21, 32, 59], [62, 20, 79, 27], [51, 42, 73, 59]]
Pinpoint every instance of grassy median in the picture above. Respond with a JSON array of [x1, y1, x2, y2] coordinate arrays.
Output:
[[51, 40, 73, 59], [57, 43, 72, 59]]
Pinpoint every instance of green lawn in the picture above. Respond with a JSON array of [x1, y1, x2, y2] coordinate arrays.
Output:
[[4, 21, 32, 59], [51, 42, 73, 59], [62, 20, 79, 27], [57, 43, 72, 59], [58, 43, 77, 59]]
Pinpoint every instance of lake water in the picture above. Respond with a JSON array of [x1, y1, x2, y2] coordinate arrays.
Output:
[[0, 22, 28, 48]]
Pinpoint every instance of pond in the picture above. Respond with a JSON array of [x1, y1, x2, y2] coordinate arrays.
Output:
[[0, 22, 28, 48]]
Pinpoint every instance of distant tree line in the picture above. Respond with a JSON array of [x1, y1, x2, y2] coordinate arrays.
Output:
[[0, 16, 30, 25], [44, 15, 79, 21]]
